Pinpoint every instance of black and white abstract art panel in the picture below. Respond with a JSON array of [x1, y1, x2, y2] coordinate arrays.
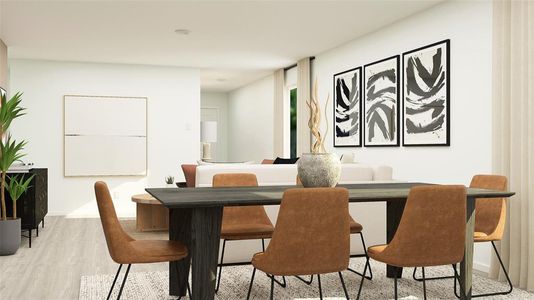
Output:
[[402, 40, 450, 146], [363, 56, 400, 147], [334, 67, 362, 147]]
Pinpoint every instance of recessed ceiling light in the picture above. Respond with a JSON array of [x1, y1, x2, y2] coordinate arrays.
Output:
[[174, 29, 191, 35]]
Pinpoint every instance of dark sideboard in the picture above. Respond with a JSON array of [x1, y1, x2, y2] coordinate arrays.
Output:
[[5, 168, 48, 247]]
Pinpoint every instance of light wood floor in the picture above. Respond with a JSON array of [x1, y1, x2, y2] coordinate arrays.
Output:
[[0, 216, 168, 300]]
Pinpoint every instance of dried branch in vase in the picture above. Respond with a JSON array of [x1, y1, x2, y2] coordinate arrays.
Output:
[[306, 80, 329, 154]]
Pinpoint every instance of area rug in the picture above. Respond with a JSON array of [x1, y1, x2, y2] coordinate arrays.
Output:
[[79, 259, 534, 299]]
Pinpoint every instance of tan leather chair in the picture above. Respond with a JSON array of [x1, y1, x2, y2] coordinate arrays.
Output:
[[296, 176, 372, 284], [94, 182, 189, 300], [246, 187, 352, 299], [363, 185, 467, 300], [212, 173, 284, 291], [414, 175, 513, 298]]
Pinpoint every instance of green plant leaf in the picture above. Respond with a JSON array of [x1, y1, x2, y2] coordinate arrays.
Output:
[[6, 174, 34, 202], [0, 92, 26, 135], [0, 135, 27, 172]]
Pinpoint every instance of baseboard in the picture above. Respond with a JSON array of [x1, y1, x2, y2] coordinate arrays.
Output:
[[473, 261, 490, 274]]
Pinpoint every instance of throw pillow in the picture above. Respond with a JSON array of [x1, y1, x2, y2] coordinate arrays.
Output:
[[273, 157, 299, 164]]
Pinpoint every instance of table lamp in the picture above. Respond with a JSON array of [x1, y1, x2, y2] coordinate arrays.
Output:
[[201, 121, 217, 161]]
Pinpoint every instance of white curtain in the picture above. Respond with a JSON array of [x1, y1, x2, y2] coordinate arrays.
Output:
[[492, 0, 534, 291], [273, 69, 285, 157], [297, 58, 311, 155]]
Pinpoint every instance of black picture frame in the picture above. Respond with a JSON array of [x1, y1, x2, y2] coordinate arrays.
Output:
[[333, 66, 362, 148], [402, 39, 450, 146], [363, 55, 400, 147]]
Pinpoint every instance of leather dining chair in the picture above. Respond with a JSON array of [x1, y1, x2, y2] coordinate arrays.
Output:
[[295, 176, 372, 285], [362, 185, 467, 300], [246, 187, 352, 300], [413, 175, 513, 298], [212, 173, 285, 292], [94, 182, 190, 300]]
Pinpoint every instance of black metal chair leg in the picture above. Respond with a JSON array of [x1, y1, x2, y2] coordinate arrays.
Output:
[[246, 268, 256, 300], [317, 274, 323, 300], [29, 229, 32, 248], [106, 264, 123, 300], [295, 274, 313, 285], [272, 275, 286, 288], [359, 232, 373, 280], [116, 264, 131, 300], [215, 239, 227, 292], [452, 264, 465, 299], [338, 272, 350, 299], [356, 258, 368, 300], [42, 218, 44, 228], [262, 238, 265, 251], [413, 266, 455, 282], [394, 276, 398, 300], [453, 241, 514, 298], [270, 275, 275, 300], [422, 267, 427, 300], [347, 232, 373, 280], [36, 226, 39, 237]]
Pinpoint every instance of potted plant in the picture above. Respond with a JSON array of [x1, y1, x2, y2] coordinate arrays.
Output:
[[0, 92, 28, 256], [165, 176, 175, 187], [297, 80, 341, 187]]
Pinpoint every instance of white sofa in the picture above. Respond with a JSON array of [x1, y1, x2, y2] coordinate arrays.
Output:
[[195, 163, 393, 187]]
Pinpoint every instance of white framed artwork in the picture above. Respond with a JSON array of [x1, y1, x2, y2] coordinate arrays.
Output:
[[64, 95, 147, 176]]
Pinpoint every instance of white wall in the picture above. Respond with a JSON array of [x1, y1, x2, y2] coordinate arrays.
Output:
[[228, 75, 274, 162], [313, 1, 493, 272], [0, 39, 6, 89], [9, 59, 200, 217], [201, 92, 228, 161]]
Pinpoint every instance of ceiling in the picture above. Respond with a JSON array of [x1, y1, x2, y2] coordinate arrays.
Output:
[[0, 0, 444, 92]]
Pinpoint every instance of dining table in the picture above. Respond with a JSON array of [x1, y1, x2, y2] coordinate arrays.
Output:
[[146, 182, 514, 300]]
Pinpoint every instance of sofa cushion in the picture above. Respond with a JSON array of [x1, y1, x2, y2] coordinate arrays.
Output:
[[195, 164, 393, 187]]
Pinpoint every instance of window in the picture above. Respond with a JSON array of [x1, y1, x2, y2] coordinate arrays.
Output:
[[289, 88, 297, 158]]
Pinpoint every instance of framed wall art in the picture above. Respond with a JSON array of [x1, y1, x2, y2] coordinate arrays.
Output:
[[64, 95, 147, 176], [402, 39, 450, 146], [363, 55, 400, 147], [333, 67, 362, 147]]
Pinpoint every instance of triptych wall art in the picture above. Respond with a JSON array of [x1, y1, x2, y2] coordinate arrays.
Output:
[[333, 39, 450, 148]]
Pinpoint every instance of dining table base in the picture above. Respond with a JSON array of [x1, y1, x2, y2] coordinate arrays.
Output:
[[169, 207, 223, 300]]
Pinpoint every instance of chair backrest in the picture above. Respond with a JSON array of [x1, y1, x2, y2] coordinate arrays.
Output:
[[260, 188, 350, 275], [94, 181, 134, 263], [181, 164, 197, 187], [383, 185, 466, 267], [470, 175, 508, 239], [212, 173, 269, 225], [213, 173, 258, 187]]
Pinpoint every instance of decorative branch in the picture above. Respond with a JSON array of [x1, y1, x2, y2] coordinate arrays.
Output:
[[306, 79, 329, 154]]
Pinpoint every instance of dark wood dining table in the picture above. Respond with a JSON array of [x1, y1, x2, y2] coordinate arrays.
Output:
[[146, 182, 514, 300]]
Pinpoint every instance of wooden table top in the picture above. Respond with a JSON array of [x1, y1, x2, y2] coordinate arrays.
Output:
[[131, 193, 160, 205], [146, 182, 515, 209]]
